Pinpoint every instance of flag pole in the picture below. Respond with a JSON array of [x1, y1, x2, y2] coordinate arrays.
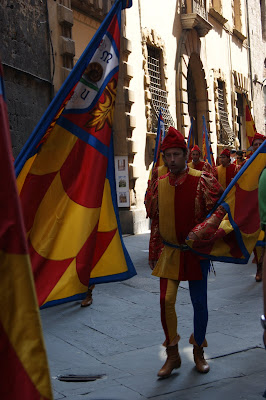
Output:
[[202, 116, 212, 165]]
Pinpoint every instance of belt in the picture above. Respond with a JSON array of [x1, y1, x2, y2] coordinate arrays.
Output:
[[163, 240, 190, 251]]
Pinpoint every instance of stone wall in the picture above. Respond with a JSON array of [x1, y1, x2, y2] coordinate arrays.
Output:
[[0, 0, 52, 156], [247, 1, 266, 134]]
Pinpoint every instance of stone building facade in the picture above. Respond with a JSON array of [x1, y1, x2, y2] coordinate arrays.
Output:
[[246, 0, 266, 134], [1, 0, 266, 234], [0, 0, 52, 157]]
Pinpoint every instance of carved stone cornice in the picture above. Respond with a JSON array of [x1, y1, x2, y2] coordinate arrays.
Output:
[[232, 28, 246, 42], [209, 7, 228, 25]]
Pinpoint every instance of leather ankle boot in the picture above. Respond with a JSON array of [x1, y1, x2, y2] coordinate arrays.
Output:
[[255, 262, 262, 282], [81, 285, 95, 307], [157, 344, 181, 378], [189, 333, 210, 373], [193, 345, 210, 373]]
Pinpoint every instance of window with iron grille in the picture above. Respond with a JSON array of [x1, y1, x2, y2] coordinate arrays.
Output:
[[147, 45, 174, 132], [236, 92, 244, 148], [217, 80, 234, 145]]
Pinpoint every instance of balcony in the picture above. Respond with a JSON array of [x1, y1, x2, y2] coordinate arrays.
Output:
[[181, 0, 212, 37], [71, 0, 115, 21]]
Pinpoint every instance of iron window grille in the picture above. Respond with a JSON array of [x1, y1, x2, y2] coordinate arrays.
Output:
[[217, 81, 235, 145], [147, 46, 175, 132]]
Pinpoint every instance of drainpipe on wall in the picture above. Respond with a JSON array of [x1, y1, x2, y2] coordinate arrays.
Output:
[[138, 0, 142, 32]]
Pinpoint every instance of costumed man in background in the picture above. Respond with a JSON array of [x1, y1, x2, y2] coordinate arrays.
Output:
[[230, 149, 237, 164], [244, 132, 265, 161], [145, 127, 225, 378], [251, 133, 266, 282], [258, 167, 266, 350], [187, 145, 214, 174], [216, 148, 240, 190], [234, 150, 245, 167], [249, 132, 266, 158]]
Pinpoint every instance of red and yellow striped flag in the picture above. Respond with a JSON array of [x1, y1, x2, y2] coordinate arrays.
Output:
[[186, 141, 266, 263], [15, 0, 135, 309], [0, 63, 53, 399]]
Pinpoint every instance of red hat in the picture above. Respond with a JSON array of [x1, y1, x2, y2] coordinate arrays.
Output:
[[191, 145, 201, 153], [252, 132, 265, 144], [161, 127, 186, 151], [220, 149, 231, 158]]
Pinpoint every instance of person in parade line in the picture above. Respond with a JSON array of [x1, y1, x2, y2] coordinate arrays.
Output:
[[234, 150, 245, 167], [215, 148, 240, 190], [187, 145, 215, 174], [246, 132, 266, 159], [145, 127, 225, 378], [258, 167, 266, 349], [253, 132, 266, 152], [249, 133, 266, 282], [230, 149, 237, 164]]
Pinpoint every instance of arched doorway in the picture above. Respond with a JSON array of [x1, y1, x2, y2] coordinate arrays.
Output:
[[187, 65, 198, 144], [187, 53, 209, 149], [176, 30, 211, 151]]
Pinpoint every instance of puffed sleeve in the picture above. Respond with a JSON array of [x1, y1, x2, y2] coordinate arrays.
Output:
[[191, 172, 226, 243], [202, 162, 216, 176], [195, 171, 224, 222]]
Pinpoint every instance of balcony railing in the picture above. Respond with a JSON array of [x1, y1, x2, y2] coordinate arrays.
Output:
[[181, 0, 207, 20], [217, 88, 235, 146], [181, 0, 212, 37]]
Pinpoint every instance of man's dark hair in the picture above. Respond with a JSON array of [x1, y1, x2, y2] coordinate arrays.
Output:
[[236, 150, 243, 156]]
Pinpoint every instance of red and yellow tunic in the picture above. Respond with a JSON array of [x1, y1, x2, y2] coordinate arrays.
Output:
[[145, 167, 224, 281], [188, 160, 214, 175], [216, 163, 240, 189]]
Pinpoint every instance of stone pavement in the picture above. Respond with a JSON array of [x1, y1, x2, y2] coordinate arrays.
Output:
[[41, 233, 266, 400]]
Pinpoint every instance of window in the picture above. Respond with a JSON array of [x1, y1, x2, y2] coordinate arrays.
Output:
[[147, 45, 174, 132], [233, 0, 242, 32], [236, 92, 244, 148], [210, 0, 222, 14], [217, 80, 234, 145]]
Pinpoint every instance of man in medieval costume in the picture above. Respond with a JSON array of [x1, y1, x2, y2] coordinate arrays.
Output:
[[187, 144, 215, 174], [145, 127, 225, 378], [215, 148, 240, 190]]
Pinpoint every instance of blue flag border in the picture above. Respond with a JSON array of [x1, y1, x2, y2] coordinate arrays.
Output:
[[202, 116, 212, 165], [40, 133, 137, 309], [152, 109, 165, 169]]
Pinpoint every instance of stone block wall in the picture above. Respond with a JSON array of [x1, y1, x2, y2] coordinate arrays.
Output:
[[247, 1, 266, 134], [0, 0, 52, 156]]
